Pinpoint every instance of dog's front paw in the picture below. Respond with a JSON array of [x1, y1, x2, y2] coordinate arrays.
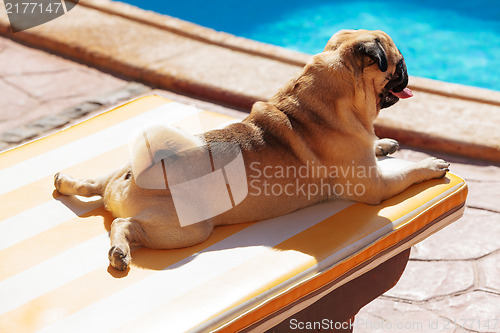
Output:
[[418, 157, 450, 179], [108, 245, 130, 271], [375, 138, 399, 156]]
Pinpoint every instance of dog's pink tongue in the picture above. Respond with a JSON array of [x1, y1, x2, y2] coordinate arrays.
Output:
[[391, 87, 413, 99]]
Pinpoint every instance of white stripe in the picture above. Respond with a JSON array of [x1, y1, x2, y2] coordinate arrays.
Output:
[[0, 234, 109, 314], [0, 196, 102, 252], [0, 103, 200, 196], [37, 200, 353, 333]]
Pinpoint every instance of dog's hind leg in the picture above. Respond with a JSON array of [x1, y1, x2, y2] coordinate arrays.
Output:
[[54, 172, 113, 197], [108, 217, 147, 271]]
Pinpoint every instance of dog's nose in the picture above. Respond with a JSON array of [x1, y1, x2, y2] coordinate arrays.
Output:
[[390, 59, 409, 93]]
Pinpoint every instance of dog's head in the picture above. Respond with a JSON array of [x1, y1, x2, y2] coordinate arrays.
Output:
[[324, 29, 412, 109]]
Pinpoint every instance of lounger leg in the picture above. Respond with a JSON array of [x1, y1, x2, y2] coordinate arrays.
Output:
[[266, 249, 410, 333]]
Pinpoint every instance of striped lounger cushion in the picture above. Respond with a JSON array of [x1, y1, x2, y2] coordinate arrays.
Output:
[[0, 95, 467, 332]]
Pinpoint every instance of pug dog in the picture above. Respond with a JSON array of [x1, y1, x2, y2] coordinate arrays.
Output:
[[55, 30, 449, 270]]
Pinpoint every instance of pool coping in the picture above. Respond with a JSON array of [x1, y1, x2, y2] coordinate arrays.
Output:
[[1, 0, 499, 162], [77, 0, 500, 107]]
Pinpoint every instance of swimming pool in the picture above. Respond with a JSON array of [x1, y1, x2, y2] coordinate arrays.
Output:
[[122, 0, 500, 91]]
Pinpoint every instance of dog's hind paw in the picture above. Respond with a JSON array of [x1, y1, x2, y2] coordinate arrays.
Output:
[[54, 172, 71, 195], [108, 246, 130, 271]]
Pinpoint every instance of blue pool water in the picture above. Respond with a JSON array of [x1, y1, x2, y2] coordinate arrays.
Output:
[[123, 0, 500, 91]]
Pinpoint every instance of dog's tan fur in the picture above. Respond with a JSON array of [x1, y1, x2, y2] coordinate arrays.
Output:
[[55, 30, 449, 270]]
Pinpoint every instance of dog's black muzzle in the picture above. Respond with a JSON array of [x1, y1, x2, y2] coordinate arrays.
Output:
[[381, 58, 409, 109]]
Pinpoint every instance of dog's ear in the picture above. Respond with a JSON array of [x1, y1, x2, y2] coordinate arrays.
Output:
[[358, 40, 388, 72]]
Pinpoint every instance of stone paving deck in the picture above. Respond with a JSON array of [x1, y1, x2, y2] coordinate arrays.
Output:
[[1, 0, 499, 331], [0, 35, 151, 150], [0, 37, 123, 132], [1, 0, 499, 162], [355, 148, 500, 333]]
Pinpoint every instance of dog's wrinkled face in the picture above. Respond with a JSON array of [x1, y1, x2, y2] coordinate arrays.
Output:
[[324, 29, 412, 109]]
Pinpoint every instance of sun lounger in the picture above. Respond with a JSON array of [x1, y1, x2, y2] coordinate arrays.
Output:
[[0, 95, 467, 332]]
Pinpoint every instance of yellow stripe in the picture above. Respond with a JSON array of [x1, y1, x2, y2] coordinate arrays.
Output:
[[0, 207, 112, 281], [0, 177, 56, 222], [0, 95, 169, 171], [0, 222, 255, 333], [0, 145, 128, 222]]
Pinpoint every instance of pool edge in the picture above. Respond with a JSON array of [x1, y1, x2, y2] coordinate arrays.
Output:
[[1, 0, 499, 163], [76, 0, 500, 107]]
